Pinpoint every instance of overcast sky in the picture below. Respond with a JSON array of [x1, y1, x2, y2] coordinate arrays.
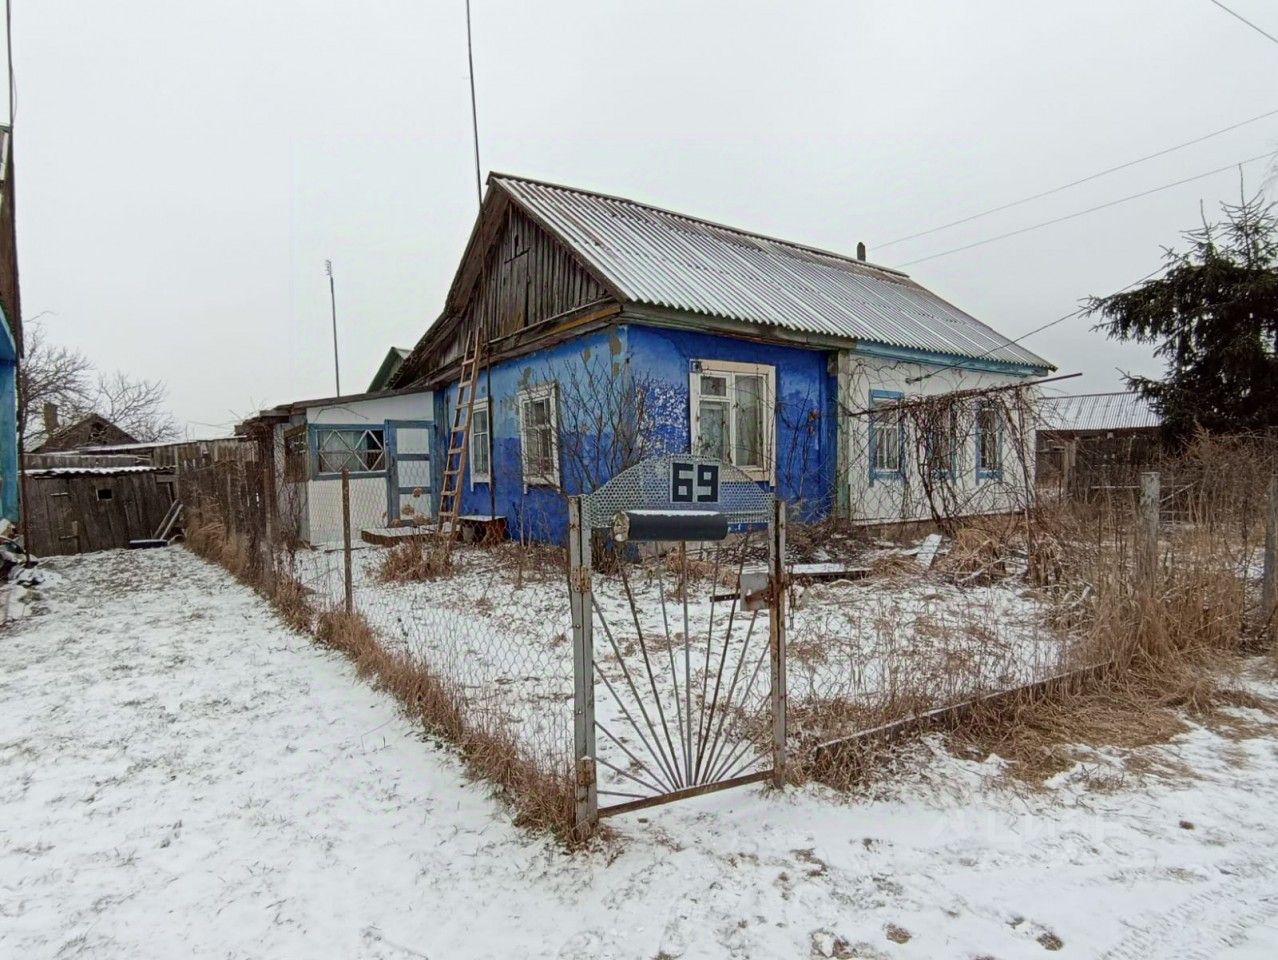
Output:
[[5, 0, 1276, 437]]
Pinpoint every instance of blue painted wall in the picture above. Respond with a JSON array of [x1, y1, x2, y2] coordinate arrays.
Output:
[[0, 304, 17, 523], [441, 327, 632, 544], [434, 321, 837, 543], [624, 324, 837, 522]]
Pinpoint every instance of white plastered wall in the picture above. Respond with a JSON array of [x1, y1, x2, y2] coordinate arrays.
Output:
[[838, 351, 1038, 525], [301, 393, 434, 546]]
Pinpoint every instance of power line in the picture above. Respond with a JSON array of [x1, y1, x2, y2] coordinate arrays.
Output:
[[904, 264, 1166, 384], [899, 151, 1274, 267], [464, 0, 482, 208], [877, 106, 1278, 250], [1207, 0, 1278, 47]]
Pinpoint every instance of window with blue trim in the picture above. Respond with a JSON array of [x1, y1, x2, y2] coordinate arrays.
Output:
[[976, 402, 1003, 480], [868, 390, 904, 481], [924, 405, 959, 478], [312, 426, 386, 477]]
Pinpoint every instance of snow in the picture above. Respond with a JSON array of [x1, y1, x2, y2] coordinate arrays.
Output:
[[286, 541, 1066, 802], [4, 547, 1278, 958]]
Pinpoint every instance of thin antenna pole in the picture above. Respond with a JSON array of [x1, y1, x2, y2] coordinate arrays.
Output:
[[465, 0, 482, 207], [326, 259, 341, 395]]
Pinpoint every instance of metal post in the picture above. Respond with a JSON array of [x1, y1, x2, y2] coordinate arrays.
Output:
[[769, 498, 787, 788], [341, 467, 353, 616], [326, 259, 341, 396], [1138, 470, 1160, 588], [1263, 474, 1277, 649], [568, 497, 597, 835]]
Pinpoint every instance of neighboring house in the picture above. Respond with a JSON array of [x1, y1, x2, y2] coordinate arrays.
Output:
[[0, 125, 21, 524], [367, 347, 411, 392], [32, 413, 141, 454], [1037, 391, 1161, 496], [242, 384, 434, 546], [386, 174, 1053, 540]]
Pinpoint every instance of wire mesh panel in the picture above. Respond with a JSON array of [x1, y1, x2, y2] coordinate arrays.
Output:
[[571, 456, 784, 830]]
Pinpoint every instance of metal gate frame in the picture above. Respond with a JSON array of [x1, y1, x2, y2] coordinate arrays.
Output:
[[568, 483, 787, 838]]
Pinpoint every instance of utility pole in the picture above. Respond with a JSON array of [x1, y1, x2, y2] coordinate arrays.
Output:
[[465, 0, 482, 208], [325, 259, 341, 396]]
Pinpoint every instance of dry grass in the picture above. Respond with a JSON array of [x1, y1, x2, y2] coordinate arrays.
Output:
[[806, 435, 1277, 793], [314, 609, 574, 837], [185, 495, 578, 842], [376, 537, 455, 582]]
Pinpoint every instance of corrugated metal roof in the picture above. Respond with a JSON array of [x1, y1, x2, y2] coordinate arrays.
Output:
[[24, 465, 166, 479], [493, 175, 1052, 370], [1039, 392, 1160, 432]]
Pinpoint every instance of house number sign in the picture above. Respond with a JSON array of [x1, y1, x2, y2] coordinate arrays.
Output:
[[669, 460, 720, 504]]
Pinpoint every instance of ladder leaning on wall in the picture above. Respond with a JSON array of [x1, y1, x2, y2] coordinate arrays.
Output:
[[435, 328, 482, 543]]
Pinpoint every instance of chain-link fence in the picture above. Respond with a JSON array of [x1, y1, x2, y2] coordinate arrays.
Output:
[[171, 419, 1276, 836], [176, 437, 577, 833]]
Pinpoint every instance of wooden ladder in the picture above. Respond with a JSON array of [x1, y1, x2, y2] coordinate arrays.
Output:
[[435, 329, 482, 542]]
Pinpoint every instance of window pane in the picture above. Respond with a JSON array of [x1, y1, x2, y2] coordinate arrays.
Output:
[[359, 430, 385, 471], [978, 406, 1000, 471], [733, 374, 764, 468], [698, 400, 728, 460], [871, 398, 900, 473], [700, 374, 728, 398], [472, 409, 490, 478]]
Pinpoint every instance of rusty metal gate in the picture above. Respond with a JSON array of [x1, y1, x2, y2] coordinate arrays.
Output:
[[568, 455, 786, 836]]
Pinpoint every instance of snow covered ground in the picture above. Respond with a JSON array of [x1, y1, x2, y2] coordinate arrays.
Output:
[[4, 547, 1278, 958], [290, 540, 1063, 800]]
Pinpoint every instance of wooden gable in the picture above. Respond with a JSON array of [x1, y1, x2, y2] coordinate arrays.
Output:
[[394, 192, 619, 388]]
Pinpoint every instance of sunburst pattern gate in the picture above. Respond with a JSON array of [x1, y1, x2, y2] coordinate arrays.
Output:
[[568, 455, 787, 836]]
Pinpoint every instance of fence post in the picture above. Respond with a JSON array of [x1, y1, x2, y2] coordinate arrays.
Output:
[[1263, 474, 1277, 649], [1138, 470, 1160, 587], [341, 467, 353, 616], [568, 496, 597, 836], [769, 498, 788, 788]]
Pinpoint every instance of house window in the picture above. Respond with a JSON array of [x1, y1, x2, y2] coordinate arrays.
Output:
[[519, 383, 560, 487], [312, 426, 386, 477], [470, 398, 491, 485], [924, 405, 959, 478], [689, 360, 776, 482], [96, 487, 114, 501], [976, 402, 1003, 479], [869, 389, 904, 481]]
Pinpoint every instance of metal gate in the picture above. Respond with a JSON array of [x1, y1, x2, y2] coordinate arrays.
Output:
[[568, 455, 786, 836]]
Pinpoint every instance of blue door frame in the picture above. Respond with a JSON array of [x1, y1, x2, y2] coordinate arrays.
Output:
[[385, 420, 433, 525]]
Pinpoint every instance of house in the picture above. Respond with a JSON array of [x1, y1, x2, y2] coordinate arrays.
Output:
[[382, 174, 1054, 540], [0, 125, 21, 524], [1037, 391, 1161, 497], [32, 411, 141, 454], [242, 384, 434, 547], [367, 347, 411, 391]]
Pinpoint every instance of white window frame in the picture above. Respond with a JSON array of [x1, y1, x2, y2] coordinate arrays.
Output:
[[469, 397, 491, 487], [688, 359, 776, 484], [519, 382, 560, 489]]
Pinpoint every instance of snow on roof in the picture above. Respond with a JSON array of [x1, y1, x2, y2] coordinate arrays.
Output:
[[1039, 392, 1160, 432], [492, 173, 1053, 371]]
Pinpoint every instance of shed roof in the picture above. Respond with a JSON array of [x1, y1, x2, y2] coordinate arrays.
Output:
[[1039, 392, 1161, 432], [491, 174, 1052, 370], [25, 465, 165, 479]]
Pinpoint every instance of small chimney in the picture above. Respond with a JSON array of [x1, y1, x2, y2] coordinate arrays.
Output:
[[42, 402, 60, 434], [856, 241, 867, 262]]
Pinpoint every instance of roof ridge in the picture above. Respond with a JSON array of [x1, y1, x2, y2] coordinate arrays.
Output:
[[488, 171, 911, 281]]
